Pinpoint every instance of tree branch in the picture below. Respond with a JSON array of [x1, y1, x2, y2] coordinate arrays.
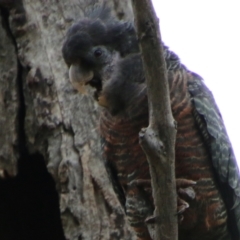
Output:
[[131, 0, 178, 239]]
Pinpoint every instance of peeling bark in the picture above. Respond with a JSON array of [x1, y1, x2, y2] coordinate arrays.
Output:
[[0, 1, 135, 239]]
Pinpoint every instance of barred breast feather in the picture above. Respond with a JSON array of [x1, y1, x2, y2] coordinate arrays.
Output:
[[61, 11, 240, 239], [99, 47, 240, 240]]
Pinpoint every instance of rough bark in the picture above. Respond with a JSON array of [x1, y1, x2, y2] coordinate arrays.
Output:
[[132, 0, 178, 239], [0, 1, 136, 239], [0, 5, 18, 177]]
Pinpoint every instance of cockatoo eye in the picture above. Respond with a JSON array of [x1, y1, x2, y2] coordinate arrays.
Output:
[[94, 49, 102, 57]]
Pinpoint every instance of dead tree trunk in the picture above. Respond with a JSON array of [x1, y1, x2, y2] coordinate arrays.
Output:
[[0, 1, 135, 239]]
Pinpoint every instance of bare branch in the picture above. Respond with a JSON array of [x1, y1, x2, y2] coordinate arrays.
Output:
[[131, 0, 178, 239]]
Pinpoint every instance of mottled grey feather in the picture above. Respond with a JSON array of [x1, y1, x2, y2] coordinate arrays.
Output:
[[188, 76, 240, 236]]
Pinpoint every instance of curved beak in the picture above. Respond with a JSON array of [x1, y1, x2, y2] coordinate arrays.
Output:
[[69, 64, 94, 94]]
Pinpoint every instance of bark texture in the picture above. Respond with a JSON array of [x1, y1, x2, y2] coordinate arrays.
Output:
[[0, 0, 135, 239], [0, 5, 18, 177], [132, 0, 178, 239]]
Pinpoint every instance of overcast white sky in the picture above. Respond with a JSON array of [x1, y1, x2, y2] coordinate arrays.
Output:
[[151, 0, 240, 166]]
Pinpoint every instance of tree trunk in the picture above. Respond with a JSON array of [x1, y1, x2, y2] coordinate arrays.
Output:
[[0, 1, 135, 239]]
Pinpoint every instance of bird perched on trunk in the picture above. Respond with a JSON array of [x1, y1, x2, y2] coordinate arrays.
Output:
[[62, 7, 240, 240]]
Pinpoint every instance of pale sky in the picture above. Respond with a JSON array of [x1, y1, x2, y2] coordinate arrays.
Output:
[[152, 0, 240, 166]]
